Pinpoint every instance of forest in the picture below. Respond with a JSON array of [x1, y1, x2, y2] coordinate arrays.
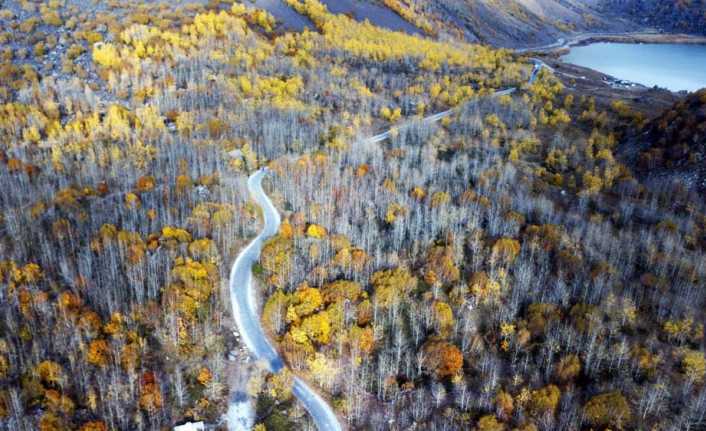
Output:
[[0, 0, 705, 430]]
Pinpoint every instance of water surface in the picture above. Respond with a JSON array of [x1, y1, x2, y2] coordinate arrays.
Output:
[[561, 43, 706, 92]]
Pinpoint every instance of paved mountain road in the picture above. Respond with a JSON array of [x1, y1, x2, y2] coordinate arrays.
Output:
[[228, 170, 284, 374], [366, 87, 518, 144], [227, 169, 343, 431]]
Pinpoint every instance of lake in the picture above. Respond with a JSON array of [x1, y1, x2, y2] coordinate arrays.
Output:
[[561, 43, 706, 92]]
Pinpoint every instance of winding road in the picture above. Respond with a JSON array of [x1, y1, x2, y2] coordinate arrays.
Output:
[[366, 87, 517, 145], [228, 170, 284, 374], [228, 169, 343, 431], [226, 63, 547, 431]]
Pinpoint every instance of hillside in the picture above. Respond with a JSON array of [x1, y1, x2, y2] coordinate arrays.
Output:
[[601, 0, 706, 36], [374, 0, 706, 46], [620, 89, 706, 191], [255, 0, 628, 47], [370, 0, 626, 47], [256, 0, 704, 48]]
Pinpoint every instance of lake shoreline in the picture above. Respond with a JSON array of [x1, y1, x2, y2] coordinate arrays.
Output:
[[558, 42, 706, 93], [566, 32, 706, 51], [518, 31, 706, 55]]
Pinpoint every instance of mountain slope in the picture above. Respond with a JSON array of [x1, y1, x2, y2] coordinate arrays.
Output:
[[254, 0, 703, 48], [620, 89, 706, 191], [350, 0, 628, 46], [600, 0, 706, 35], [405, 0, 622, 46]]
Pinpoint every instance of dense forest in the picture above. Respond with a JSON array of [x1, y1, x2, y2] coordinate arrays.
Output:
[[0, 0, 705, 430]]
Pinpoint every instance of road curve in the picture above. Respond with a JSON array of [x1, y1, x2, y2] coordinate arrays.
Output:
[[228, 169, 343, 431], [229, 169, 284, 373], [293, 377, 342, 431]]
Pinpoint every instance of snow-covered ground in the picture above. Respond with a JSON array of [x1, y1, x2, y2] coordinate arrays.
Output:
[[174, 421, 205, 431], [226, 392, 254, 431]]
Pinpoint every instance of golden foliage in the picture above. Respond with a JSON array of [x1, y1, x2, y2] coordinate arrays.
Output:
[[161, 226, 192, 243], [44, 389, 74, 414], [306, 223, 327, 239], [468, 272, 501, 302], [349, 325, 375, 356], [385, 202, 407, 224], [528, 385, 560, 416], [260, 235, 293, 287], [570, 303, 600, 333], [86, 339, 110, 367], [410, 186, 426, 201], [682, 350, 706, 382], [0, 355, 7, 379], [139, 372, 163, 412], [188, 238, 217, 260], [38, 412, 66, 431], [124, 192, 140, 209], [583, 391, 631, 429], [496, 390, 514, 419], [491, 238, 521, 264], [371, 267, 417, 308], [425, 245, 460, 284], [285, 0, 506, 71], [663, 317, 700, 342], [526, 303, 560, 336], [555, 354, 581, 382], [299, 311, 331, 345], [430, 191, 451, 208], [92, 43, 121, 68], [196, 367, 212, 386], [78, 311, 102, 337], [476, 415, 506, 431], [120, 342, 140, 371], [287, 284, 323, 323], [103, 312, 124, 336], [79, 421, 108, 431], [0, 395, 8, 418], [36, 360, 64, 386], [307, 352, 337, 387], [432, 301, 454, 336], [266, 368, 294, 401], [321, 280, 362, 304], [262, 289, 289, 333], [380, 106, 402, 122], [279, 218, 294, 238], [169, 257, 218, 320], [382, 0, 435, 35]]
